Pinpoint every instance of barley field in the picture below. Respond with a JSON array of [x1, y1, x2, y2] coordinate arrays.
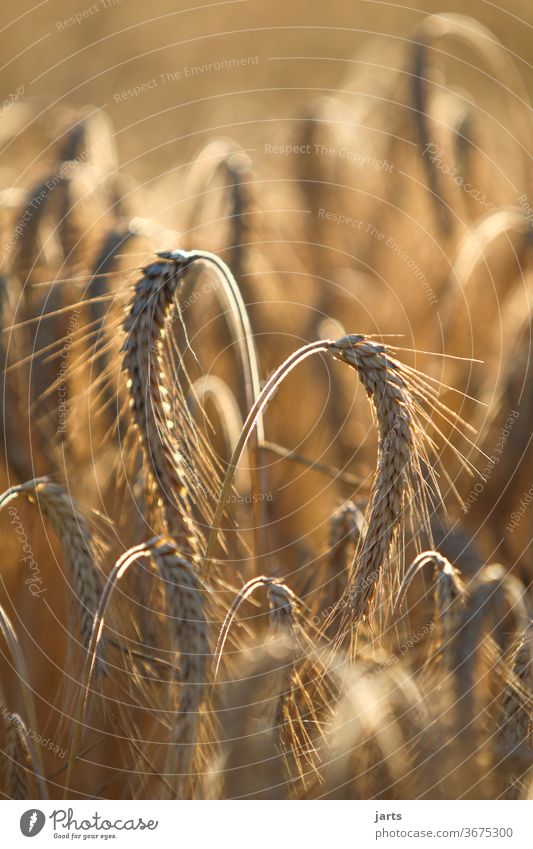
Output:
[[0, 0, 532, 801]]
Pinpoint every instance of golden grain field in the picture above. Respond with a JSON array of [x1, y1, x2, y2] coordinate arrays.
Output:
[[0, 0, 532, 801]]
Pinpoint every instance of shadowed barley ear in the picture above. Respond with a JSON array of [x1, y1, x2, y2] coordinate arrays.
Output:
[[502, 628, 533, 798], [446, 569, 532, 798], [395, 550, 465, 666], [0, 478, 104, 665], [150, 541, 210, 799], [2, 713, 33, 799], [303, 501, 366, 639]]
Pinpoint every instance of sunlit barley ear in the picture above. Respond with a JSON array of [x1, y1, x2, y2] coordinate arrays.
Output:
[[0, 478, 104, 667], [121, 248, 264, 560], [121, 252, 207, 553], [2, 713, 33, 799]]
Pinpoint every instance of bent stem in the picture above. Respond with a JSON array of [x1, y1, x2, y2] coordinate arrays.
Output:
[[63, 541, 153, 799], [202, 340, 334, 576], [0, 605, 48, 798], [170, 249, 268, 562]]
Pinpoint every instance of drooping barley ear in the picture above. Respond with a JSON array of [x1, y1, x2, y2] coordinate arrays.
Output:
[[471, 567, 532, 756], [150, 542, 210, 799], [0, 478, 103, 659], [87, 226, 149, 419], [3, 713, 32, 799], [329, 336, 438, 636], [504, 628, 533, 770], [410, 35, 453, 237], [328, 501, 365, 575], [217, 149, 251, 283], [502, 630, 533, 785], [439, 208, 530, 379]]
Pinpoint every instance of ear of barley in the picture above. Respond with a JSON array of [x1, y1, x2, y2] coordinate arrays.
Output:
[[150, 542, 209, 798], [121, 254, 200, 553], [397, 550, 465, 664], [122, 249, 264, 560], [0, 478, 103, 660]]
